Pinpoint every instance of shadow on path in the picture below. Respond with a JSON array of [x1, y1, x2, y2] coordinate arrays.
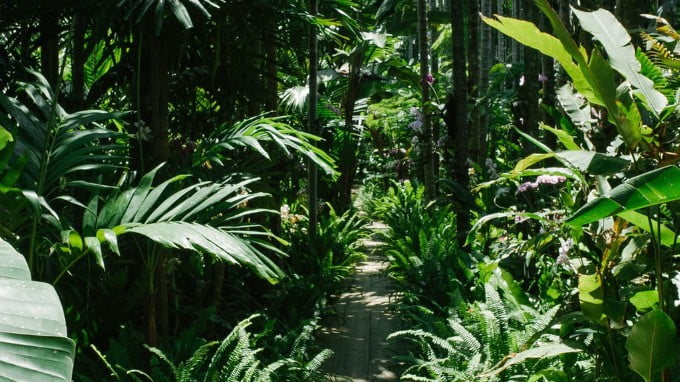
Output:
[[317, 222, 399, 382]]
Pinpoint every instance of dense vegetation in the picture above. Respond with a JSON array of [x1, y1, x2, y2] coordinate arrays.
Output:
[[2, 0, 680, 381]]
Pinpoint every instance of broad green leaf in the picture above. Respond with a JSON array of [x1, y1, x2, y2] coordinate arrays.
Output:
[[572, 7, 668, 115], [626, 310, 677, 381], [630, 290, 659, 312], [0, 238, 75, 381], [567, 166, 680, 227], [617, 210, 677, 247], [557, 151, 630, 175], [579, 273, 605, 323]]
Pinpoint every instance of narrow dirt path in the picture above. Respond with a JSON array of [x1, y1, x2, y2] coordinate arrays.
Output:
[[317, 221, 399, 381]]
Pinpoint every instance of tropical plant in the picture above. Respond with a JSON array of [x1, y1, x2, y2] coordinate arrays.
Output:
[[0, 72, 126, 272], [478, 1, 680, 379], [0, 237, 75, 381], [269, 203, 369, 326], [94, 314, 336, 382], [389, 283, 582, 381]]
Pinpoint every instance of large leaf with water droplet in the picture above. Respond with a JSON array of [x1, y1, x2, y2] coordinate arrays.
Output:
[[0, 239, 75, 381]]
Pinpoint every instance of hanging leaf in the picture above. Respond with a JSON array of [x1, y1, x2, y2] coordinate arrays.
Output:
[[626, 309, 678, 382]]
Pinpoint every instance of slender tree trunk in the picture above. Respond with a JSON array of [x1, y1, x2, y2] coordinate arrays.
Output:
[[496, 0, 505, 61], [479, 0, 492, 164], [512, 0, 521, 63], [515, 0, 541, 149], [468, 0, 482, 163], [336, 49, 363, 212], [417, 0, 437, 200], [135, 16, 170, 171], [71, 14, 86, 107], [308, 0, 319, 237], [447, 0, 470, 243], [40, 11, 59, 88], [264, 6, 278, 112]]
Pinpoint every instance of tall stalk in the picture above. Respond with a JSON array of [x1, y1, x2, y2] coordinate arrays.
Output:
[[308, 0, 319, 237]]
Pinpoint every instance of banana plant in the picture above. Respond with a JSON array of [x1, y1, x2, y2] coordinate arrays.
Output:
[[0, 237, 75, 381], [482, 1, 680, 380]]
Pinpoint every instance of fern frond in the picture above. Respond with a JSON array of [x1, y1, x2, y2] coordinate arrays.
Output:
[[204, 315, 257, 382], [520, 305, 561, 350], [146, 346, 179, 381], [177, 341, 218, 382], [448, 318, 482, 354], [642, 31, 680, 70]]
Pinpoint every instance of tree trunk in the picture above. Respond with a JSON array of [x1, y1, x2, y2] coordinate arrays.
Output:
[[336, 48, 363, 212], [137, 16, 170, 171], [264, 6, 278, 112], [511, 0, 521, 63], [40, 12, 59, 88], [515, 0, 541, 149], [71, 14, 86, 108], [417, 0, 437, 201], [468, 0, 482, 163], [479, 0, 492, 164], [308, 0, 319, 237], [447, 0, 470, 244]]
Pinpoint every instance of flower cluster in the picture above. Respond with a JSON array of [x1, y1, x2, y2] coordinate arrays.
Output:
[[408, 107, 423, 132], [516, 175, 567, 193], [557, 238, 573, 265]]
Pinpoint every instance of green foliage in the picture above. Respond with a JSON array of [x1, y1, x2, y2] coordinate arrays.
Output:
[[269, 204, 369, 325], [372, 181, 474, 312], [389, 283, 579, 381], [0, 237, 75, 381], [626, 310, 679, 382], [96, 315, 335, 382], [193, 114, 337, 178]]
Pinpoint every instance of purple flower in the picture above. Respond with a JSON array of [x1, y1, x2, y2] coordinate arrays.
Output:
[[408, 120, 423, 131], [425, 74, 435, 84], [516, 181, 538, 193], [538, 73, 548, 83], [557, 238, 573, 265], [536, 175, 567, 185]]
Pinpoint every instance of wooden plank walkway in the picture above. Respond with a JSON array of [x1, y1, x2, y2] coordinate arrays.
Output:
[[317, 222, 399, 381]]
